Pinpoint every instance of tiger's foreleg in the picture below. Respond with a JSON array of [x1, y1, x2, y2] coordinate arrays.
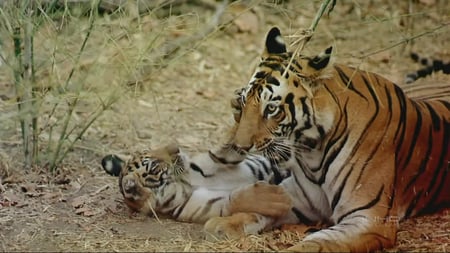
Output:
[[285, 156, 398, 252], [202, 181, 291, 239], [229, 181, 293, 217]]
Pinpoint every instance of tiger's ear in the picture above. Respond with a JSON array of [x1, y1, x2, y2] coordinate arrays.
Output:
[[308, 46, 333, 70], [262, 27, 287, 58], [151, 143, 180, 163]]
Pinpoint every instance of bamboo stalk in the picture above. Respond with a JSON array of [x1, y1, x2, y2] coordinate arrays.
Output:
[[23, 0, 38, 167], [49, 0, 101, 171]]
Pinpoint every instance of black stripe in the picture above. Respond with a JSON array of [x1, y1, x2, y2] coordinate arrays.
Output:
[[208, 150, 241, 165], [272, 95, 282, 101], [394, 86, 408, 141], [285, 93, 298, 132], [334, 66, 367, 101], [393, 85, 407, 148], [400, 101, 423, 170], [442, 100, 450, 110], [337, 185, 384, 223], [190, 163, 213, 178], [292, 170, 316, 211], [425, 119, 449, 208], [319, 102, 352, 175], [254, 71, 267, 79], [402, 127, 433, 194], [291, 207, 314, 225], [257, 169, 265, 181], [318, 88, 349, 184], [259, 62, 285, 73], [198, 197, 223, 219], [384, 85, 395, 208], [256, 158, 271, 175], [352, 74, 388, 185], [199, 196, 224, 217], [300, 96, 310, 117], [266, 75, 280, 86], [323, 132, 349, 184], [245, 161, 258, 178], [318, 133, 349, 184], [161, 192, 177, 208], [360, 73, 380, 127], [331, 165, 354, 211], [404, 190, 423, 218], [424, 102, 441, 131], [173, 194, 193, 219]]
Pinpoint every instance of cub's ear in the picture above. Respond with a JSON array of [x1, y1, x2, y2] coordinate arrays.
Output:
[[308, 46, 332, 70], [101, 154, 124, 177], [262, 27, 287, 57], [152, 143, 180, 163]]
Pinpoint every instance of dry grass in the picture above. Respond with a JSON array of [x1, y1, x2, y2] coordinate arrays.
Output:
[[0, 0, 449, 252]]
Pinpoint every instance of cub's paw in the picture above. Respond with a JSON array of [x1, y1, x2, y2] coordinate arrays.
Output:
[[287, 241, 321, 252], [204, 212, 268, 240]]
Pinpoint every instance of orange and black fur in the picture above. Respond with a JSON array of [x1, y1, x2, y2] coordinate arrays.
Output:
[[205, 27, 450, 252]]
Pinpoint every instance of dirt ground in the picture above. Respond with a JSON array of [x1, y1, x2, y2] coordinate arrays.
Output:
[[0, 0, 449, 252]]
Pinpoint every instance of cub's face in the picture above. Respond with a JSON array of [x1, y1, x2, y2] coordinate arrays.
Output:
[[102, 144, 184, 213]]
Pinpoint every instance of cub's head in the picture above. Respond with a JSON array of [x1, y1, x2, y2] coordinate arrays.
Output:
[[229, 27, 336, 158], [101, 144, 189, 216]]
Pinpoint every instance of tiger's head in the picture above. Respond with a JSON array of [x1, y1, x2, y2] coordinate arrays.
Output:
[[101, 144, 192, 216], [229, 27, 337, 159]]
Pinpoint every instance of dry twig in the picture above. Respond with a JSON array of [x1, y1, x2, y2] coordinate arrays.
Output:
[[283, 0, 336, 78]]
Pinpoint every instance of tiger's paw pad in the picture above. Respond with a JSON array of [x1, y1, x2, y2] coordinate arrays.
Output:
[[287, 241, 321, 252], [204, 213, 262, 241]]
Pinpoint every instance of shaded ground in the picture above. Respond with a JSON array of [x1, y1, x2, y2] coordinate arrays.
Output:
[[1, 0, 449, 252]]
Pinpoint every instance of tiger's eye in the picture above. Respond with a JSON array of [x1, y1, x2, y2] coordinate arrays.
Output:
[[267, 104, 277, 113]]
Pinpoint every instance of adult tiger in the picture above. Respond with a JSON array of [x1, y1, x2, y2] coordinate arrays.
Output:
[[204, 27, 450, 252], [101, 143, 291, 227]]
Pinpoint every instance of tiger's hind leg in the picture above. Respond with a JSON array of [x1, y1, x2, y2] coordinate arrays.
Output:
[[287, 214, 397, 252], [204, 212, 273, 240]]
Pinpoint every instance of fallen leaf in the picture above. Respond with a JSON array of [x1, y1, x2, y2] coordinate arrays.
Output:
[[75, 206, 91, 215], [196, 88, 216, 99], [71, 195, 89, 208]]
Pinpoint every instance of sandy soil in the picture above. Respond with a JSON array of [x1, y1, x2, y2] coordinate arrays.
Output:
[[0, 1, 449, 252]]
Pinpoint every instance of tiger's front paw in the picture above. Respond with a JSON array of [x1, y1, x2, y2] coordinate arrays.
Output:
[[204, 212, 267, 240], [287, 241, 321, 252], [230, 182, 292, 217]]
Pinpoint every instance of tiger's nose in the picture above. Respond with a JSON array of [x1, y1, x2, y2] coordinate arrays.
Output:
[[123, 178, 137, 194]]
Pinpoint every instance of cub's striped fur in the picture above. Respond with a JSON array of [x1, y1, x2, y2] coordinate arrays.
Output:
[[204, 27, 450, 252], [101, 144, 291, 226]]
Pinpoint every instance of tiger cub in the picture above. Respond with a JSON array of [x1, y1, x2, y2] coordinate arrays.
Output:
[[101, 144, 291, 228]]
